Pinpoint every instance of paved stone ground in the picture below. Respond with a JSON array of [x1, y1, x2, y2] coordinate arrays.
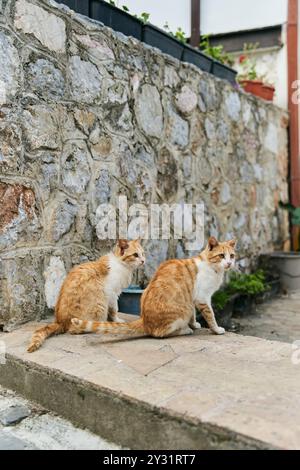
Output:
[[1, 314, 300, 449], [0, 386, 120, 450], [235, 291, 300, 343]]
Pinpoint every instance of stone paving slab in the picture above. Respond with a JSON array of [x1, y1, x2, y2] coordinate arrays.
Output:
[[0, 315, 300, 449], [236, 291, 300, 343]]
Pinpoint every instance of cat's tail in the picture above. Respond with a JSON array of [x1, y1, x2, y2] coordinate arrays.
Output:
[[27, 322, 65, 353], [70, 318, 144, 336]]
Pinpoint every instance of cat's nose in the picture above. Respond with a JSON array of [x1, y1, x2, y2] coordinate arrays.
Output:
[[226, 262, 232, 268]]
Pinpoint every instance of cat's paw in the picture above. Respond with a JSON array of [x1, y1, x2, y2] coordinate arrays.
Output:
[[193, 322, 201, 330], [213, 326, 225, 335], [114, 317, 125, 323]]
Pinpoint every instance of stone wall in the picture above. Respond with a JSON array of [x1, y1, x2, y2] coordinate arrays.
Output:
[[0, 0, 289, 330]]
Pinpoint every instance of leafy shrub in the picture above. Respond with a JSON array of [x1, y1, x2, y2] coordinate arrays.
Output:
[[212, 290, 231, 311], [212, 270, 269, 311], [200, 35, 234, 66], [227, 270, 268, 296]]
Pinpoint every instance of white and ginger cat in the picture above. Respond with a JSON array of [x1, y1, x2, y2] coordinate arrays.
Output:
[[70, 237, 236, 338], [27, 239, 145, 352]]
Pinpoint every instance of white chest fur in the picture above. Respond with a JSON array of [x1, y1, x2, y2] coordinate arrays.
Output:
[[193, 259, 224, 305], [104, 254, 133, 301]]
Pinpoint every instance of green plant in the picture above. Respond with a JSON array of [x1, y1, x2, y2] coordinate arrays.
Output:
[[280, 202, 300, 226], [212, 270, 269, 312], [280, 202, 300, 250], [174, 27, 187, 44], [227, 270, 268, 296], [163, 23, 187, 44], [237, 43, 262, 82], [200, 35, 234, 66], [138, 12, 150, 24], [212, 290, 231, 311], [106, 1, 150, 24]]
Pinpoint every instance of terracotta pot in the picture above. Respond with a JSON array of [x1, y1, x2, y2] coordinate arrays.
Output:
[[240, 80, 275, 101], [261, 84, 275, 101], [240, 80, 264, 97]]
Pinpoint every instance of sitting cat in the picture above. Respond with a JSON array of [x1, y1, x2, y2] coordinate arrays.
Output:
[[27, 239, 145, 352], [70, 237, 236, 338]]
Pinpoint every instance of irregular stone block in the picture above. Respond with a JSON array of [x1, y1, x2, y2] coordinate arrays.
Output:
[[264, 122, 279, 154], [0, 32, 21, 104], [157, 147, 178, 198], [68, 56, 102, 103], [0, 183, 40, 251], [0, 431, 36, 450], [47, 198, 78, 243], [0, 253, 45, 330], [135, 84, 163, 138], [0, 120, 22, 174], [22, 105, 60, 150], [61, 141, 91, 195], [75, 34, 114, 61], [225, 92, 241, 121], [26, 59, 65, 100], [175, 86, 197, 115], [14, 0, 66, 53], [44, 256, 66, 309], [167, 111, 189, 148], [0, 405, 30, 426]]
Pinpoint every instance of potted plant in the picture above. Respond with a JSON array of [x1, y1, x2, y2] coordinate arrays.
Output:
[[200, 35, 237, 85], [229, 270, 270, 316], [88, 0, 143, 40], [182, 44, 213, 72], [238, 45, 275, 101], [142, 22, 185, 60], [59, 0, 89, 16], [266, 204, 300, 291], [213, 290, 238, 328]]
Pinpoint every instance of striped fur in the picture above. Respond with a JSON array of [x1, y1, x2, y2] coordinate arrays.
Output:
[[27, 240, 145, 352], [70, 318, 144, 335], [70, 237, 236, 339]]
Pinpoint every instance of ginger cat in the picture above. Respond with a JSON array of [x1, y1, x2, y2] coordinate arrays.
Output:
[[27, 239, 145, 352], [70, 237, 236, 338]]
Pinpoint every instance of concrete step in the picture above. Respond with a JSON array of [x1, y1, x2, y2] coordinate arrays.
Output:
[[0, 315, 299, 450], [0, 386, 120, 450]]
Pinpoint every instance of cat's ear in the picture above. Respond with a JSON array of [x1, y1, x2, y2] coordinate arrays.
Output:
[[208, 236, 219, 250], [118, 239, 129, 256], [228, 239, 237, 248]]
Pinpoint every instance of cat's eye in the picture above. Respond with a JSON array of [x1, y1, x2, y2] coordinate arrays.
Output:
[[133, 253, 139, 258], [230, 254, 235, 259], [220, 254, 225, 259]]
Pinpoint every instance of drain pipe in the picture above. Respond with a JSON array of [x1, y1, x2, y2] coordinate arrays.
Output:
[[287, 0, 300, 249], [190, 0, 200, 47]]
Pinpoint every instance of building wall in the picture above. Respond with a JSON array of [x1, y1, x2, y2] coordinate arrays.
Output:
[[0, 0, 289, 330], [232, 26, 288, 109], [201, 0, 288, 35]]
